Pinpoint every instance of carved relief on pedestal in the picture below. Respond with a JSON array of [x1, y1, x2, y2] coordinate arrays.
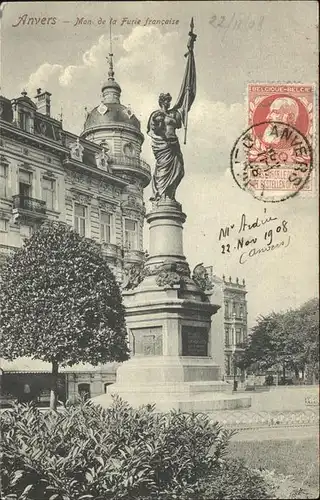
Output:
[[192, 263, 214, 292], [122, 263, 144, 290], [144, 260, 190, 279], [130, 327, 163, 356], [156, 269, 181, 288]]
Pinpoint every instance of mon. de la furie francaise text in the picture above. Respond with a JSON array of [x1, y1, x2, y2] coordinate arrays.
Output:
[[12, 15, 180, 28]]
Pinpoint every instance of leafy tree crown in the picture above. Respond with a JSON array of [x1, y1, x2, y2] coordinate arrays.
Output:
[[0, 221, 129, 366]]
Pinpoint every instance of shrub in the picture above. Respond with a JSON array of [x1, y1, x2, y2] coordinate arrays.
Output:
[[264, 374, 274, 386], [199, 458, 273, 499], [1, 397, 273, 500]]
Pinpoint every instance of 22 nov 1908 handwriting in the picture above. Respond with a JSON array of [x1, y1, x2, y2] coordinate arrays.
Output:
[[218, 209, 291, 264]]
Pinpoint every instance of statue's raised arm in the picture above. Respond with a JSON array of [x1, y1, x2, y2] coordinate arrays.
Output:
[[147, 19, 197, 202]]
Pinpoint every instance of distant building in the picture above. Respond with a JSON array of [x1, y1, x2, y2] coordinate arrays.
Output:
[[207, 268, 248, 385], [0, 358, 117, 407], [0, 54, 151, 404], [222, 275, 248, 383]]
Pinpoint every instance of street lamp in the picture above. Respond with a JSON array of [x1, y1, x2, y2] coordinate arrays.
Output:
[[232, 348, 238, 392]]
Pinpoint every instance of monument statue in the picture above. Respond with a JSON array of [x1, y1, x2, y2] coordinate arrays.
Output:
[[147, 18, 197, 201]]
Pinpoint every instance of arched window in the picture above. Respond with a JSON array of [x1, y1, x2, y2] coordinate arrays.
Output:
[[78, 383, 91, 400]]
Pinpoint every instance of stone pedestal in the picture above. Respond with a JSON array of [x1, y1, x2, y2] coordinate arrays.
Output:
[[93, 199, 251, 412]]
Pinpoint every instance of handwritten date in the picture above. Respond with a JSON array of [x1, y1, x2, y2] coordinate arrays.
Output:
[[209, 13, 264, 40]]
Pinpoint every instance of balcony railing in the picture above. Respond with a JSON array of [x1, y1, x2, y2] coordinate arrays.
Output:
[[101, 242, 122, 259], [108, 154, 151, 174], [12, 195, 46, 214]]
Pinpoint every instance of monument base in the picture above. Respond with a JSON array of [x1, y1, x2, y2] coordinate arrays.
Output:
[[94, 356, 251, 412], [92, 199, 251, 413]]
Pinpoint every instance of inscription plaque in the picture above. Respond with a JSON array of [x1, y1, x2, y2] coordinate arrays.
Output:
[[131, 327, 163, 356], [182, 326, 208, 356]]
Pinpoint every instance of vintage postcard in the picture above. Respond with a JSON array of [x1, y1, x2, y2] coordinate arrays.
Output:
[[0, 1, 319, 499]]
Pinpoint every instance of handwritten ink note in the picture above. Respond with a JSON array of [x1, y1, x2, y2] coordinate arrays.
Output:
[[209, 13, 264, 40], [218, 209, 291, 264]]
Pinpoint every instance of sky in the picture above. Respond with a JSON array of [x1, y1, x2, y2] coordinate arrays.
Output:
[[1, 1, 318, 327]]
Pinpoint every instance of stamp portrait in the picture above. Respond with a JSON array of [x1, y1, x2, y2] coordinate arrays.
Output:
[[231, 84, 315, 202]]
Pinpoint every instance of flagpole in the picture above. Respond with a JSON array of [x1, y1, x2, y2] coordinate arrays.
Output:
[[184, 86, 190, 145], [183, 18, 196, 145]]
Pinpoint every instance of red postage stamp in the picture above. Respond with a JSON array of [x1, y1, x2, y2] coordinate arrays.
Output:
[[242, 83, 315, 200]]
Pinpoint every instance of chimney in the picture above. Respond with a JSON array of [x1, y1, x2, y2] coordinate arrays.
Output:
[[34, 88, 51, 116]]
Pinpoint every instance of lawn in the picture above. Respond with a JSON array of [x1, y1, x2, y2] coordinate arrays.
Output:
[[228, 438, 319, 497]]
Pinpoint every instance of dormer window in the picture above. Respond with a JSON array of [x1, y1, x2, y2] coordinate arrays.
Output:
[[18, 111, 33, 133]]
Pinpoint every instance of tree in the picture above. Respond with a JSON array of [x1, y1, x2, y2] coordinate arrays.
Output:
[[238, 298, 319, 383], [236, 312, 286, 374], [0, 221, 129, 409], [285, 298, 319, 383]]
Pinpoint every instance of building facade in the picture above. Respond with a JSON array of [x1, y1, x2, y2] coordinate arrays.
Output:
[[208, 270, 248, 385], [0, 58, 151, 404], [223, 275, 248, 383], [0, 60, 150, 277]]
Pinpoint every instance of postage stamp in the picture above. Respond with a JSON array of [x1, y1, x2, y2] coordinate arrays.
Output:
[[231, 84, 315, 202]]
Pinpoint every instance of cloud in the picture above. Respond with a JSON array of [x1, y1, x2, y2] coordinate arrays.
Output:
[[118, 26, 180, 84], [25, 63, 64, 93]]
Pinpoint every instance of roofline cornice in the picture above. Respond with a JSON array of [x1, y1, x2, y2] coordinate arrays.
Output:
[[80, 123, 144, 143]]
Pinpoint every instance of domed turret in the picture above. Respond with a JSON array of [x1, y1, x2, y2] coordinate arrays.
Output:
[[80, 45, 150, 190], [81, 52, 142, 140]]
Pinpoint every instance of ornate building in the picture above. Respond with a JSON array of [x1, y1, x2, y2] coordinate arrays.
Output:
[[222, 275, 248, 383], [207, 269, 248, 385], [0, 56, 151, 405], [0, 56, 151, 279]]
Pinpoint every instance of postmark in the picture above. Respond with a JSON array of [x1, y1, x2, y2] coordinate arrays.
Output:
[[230, 121, 313, 202]]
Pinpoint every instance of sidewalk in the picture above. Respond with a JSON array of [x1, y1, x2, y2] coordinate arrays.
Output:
[[231, 425, 319, 441]]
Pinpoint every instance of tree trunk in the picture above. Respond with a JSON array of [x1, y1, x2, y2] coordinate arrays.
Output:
[[50, 360, 59, 411], [282, 365, 286, 383]]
